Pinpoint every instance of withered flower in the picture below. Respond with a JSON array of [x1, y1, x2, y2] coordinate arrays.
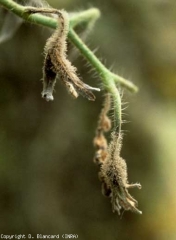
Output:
[[25, 7, 100, 101], [93, 94, 142, 215]]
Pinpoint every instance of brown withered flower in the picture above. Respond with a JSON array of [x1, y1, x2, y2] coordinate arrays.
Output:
[[100, 132, 142, 215], [93, 94, 142, 215], [25, 7, 100, 101]]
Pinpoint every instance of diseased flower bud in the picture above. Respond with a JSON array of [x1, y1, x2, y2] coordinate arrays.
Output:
[[93, 94, 142, 215], [101, 132, 142, 215], [25, 7, 100, 101]]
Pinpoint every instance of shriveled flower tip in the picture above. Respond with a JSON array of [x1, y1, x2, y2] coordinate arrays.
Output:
[[41, 90, 54, 101], [84, 84, 101, 92], [111, 191, 142, 215]]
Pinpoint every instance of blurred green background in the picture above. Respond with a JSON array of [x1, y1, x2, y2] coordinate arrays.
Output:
[[0, 0, 176, 239]]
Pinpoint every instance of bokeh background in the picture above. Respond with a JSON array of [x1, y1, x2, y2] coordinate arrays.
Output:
[[0, 0, 176, 239]]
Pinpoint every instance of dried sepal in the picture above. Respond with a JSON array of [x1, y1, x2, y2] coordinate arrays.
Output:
[[97, 94, 112, 132], [98, 172, 111, 197], [41, 54, 57, 101], [93, 133, 108, 165], [93, 94, 112, 165]]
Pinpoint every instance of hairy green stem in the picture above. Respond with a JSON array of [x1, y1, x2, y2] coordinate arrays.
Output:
[[107, 79, 122, 131], [70, 8, 101, 28], [68, 29, 122, 127], [69, 29, 138, 93], [0, 0, 100, 29]]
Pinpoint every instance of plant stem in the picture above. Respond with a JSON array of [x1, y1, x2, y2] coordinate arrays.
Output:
[[69, 29, 138, 93], [70, 8, 101, 28], [0, 0, 100, 29], [68, 29, 122, 127], [107, 79, 122, 131]]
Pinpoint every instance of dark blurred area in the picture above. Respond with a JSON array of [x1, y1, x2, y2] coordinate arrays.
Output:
[[0, 0, 176, 239]]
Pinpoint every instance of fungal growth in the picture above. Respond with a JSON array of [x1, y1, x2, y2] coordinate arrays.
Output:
[[25, 7, 100, 101], [93, 94, 142, 215]]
